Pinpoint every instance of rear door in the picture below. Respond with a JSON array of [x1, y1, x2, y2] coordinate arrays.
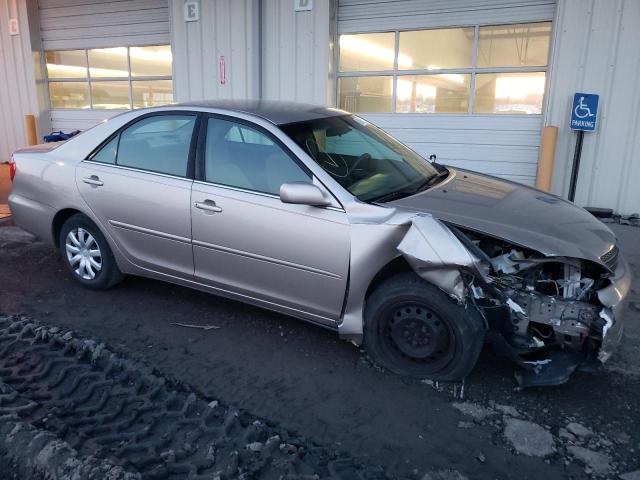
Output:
[[191, 115, 351, 323], [76, 112, 198, 278]]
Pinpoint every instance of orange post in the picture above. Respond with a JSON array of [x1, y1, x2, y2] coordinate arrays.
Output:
[[535, 126, 558, 192], [24, 114, 38, 146]]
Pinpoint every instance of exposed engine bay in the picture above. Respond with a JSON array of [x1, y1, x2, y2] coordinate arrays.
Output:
[[395, 215, 624, 387]]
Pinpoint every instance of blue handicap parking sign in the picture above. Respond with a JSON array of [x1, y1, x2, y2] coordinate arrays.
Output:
[[570, 93, 599, 131]]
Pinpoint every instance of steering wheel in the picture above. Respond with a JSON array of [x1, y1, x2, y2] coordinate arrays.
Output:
[[346, 153, 371, 177], [320, 154, 349, 177]]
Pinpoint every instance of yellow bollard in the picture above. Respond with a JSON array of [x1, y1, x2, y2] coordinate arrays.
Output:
[[24, 114, 38, 146], [535, 126, 558, 192]]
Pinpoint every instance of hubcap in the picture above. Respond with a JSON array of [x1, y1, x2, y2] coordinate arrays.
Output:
[[65, 227, 102, 280], [385, 305, 450, 362]]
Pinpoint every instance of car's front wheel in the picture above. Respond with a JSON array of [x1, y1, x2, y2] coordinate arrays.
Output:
[[364, 272, 485, 381], [59, 213, 124, 289]]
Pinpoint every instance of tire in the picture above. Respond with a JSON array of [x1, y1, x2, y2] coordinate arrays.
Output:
[[364, 272, 485, 381], [59, 213, 125, 289]]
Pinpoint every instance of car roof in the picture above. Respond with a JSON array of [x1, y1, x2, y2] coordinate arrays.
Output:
[[175, 99, 350, 125]]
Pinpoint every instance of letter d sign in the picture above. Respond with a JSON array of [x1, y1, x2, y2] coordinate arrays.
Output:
[[294, 0, 313, 12]]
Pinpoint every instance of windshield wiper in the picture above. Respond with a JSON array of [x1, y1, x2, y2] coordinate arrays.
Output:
[[368, 189, 417, 203], [415, 168, 449, 192], [368, 168, 449, 204]]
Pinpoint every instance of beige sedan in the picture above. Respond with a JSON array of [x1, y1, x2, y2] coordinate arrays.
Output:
[[8, 101, 630, 386]]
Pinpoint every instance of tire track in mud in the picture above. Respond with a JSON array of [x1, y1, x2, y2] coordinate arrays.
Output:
[[0, 315, 393, 479]]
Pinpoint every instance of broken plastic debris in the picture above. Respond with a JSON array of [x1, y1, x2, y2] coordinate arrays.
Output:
[[529, 337, 545, 348], [599, 309, 613, 339], [506, 298, 526, 316], [522, 359, 552, 366], [470, 285, 485, 299], [522, 358, 552, 374], [598, 308, 615, 363], [171, 322, 221, 331]]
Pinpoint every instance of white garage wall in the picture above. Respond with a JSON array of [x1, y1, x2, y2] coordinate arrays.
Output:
[[337, 0, 556, 186], [4, 1, 172, 151], [363, 114, 542, 185], [0, 0, 49, 162], [338, 0, 557, 32], [40, 0, 172, 132], [50, 110, 120, 131], [38, 0, 170, 50], [545, 0, 640, 215]]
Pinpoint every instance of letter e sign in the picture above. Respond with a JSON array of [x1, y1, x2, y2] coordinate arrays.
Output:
[[184, 1, 200, 22]]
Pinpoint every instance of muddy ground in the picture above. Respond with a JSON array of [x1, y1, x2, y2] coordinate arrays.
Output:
[[0, 222, 639, 479]]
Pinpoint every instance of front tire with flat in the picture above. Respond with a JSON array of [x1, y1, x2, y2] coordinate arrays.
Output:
[[59, 213, 124, 289], [364, 272, 485, 381]]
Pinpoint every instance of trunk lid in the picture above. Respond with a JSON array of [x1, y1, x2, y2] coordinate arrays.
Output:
[[13, 142, 65, 155]]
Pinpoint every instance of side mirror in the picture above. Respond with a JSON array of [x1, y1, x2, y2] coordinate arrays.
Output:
[[280, 182, 331, 207]]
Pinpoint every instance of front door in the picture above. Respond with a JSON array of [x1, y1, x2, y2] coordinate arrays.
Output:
[[191, 116, 350, 323], [76, 113, 198, 278]]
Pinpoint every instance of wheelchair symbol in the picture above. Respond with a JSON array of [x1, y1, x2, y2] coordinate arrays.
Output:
[[574, 96, 595, 119]]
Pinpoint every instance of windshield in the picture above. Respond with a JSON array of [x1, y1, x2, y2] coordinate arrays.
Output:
[[280, 115, 440, 202]]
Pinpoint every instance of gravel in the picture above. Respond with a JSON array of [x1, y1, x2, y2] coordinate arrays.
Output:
[[567, 445, 611, 475], [620, 470, 640, 480], [503, 419, 555, 458], [452, 402, 497, 422], [566, 422, 594, 439]]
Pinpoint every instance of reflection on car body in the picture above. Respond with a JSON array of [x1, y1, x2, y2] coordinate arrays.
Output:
[[8, 100, 631, 387]]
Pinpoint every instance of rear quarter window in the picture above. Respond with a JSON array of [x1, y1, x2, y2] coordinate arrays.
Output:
[[89, 135, 118, 164]]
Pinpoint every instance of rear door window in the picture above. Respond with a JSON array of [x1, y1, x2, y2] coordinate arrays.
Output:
[[116, 115, 196, 177]]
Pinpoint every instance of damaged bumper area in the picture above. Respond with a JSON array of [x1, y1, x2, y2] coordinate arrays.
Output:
[[396, 215, 632, 387]]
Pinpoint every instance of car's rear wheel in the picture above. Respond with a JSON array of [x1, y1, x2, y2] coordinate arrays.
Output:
[[59, 213, 124, 289], [364, 272, 485, 380]]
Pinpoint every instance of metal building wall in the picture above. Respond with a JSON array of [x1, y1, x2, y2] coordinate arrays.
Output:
[[261, 0, 336, 105], [170, 0, 260, 102], [545, 0, 640, 215], [0, 0, 49, 162]]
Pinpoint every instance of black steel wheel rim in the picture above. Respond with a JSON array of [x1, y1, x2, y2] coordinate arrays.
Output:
[[382, 302, 455, 368]]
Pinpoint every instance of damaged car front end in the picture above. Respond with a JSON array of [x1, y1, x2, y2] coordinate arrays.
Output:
[[358, 160, 633, 387], [282, 113, 630, 386], [338, 199, 630, 387], [446, 225, 630, 387]]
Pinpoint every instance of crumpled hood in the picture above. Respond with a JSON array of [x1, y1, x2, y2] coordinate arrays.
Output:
[[388, 168, 616, 264]]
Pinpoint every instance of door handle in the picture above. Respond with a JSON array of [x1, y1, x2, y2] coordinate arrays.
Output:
[[82, 175, 104, 186], [194, 200, 223, 213]]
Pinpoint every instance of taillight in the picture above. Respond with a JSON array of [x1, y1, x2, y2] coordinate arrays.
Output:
[[9, 155, 16, 182]]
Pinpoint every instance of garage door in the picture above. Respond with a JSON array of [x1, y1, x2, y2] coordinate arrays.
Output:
[[337, 0, 556, 185], [38, 0, 171, 132]]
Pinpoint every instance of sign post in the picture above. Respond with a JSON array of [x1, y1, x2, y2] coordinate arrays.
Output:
[[568, 93, 599, 202]]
